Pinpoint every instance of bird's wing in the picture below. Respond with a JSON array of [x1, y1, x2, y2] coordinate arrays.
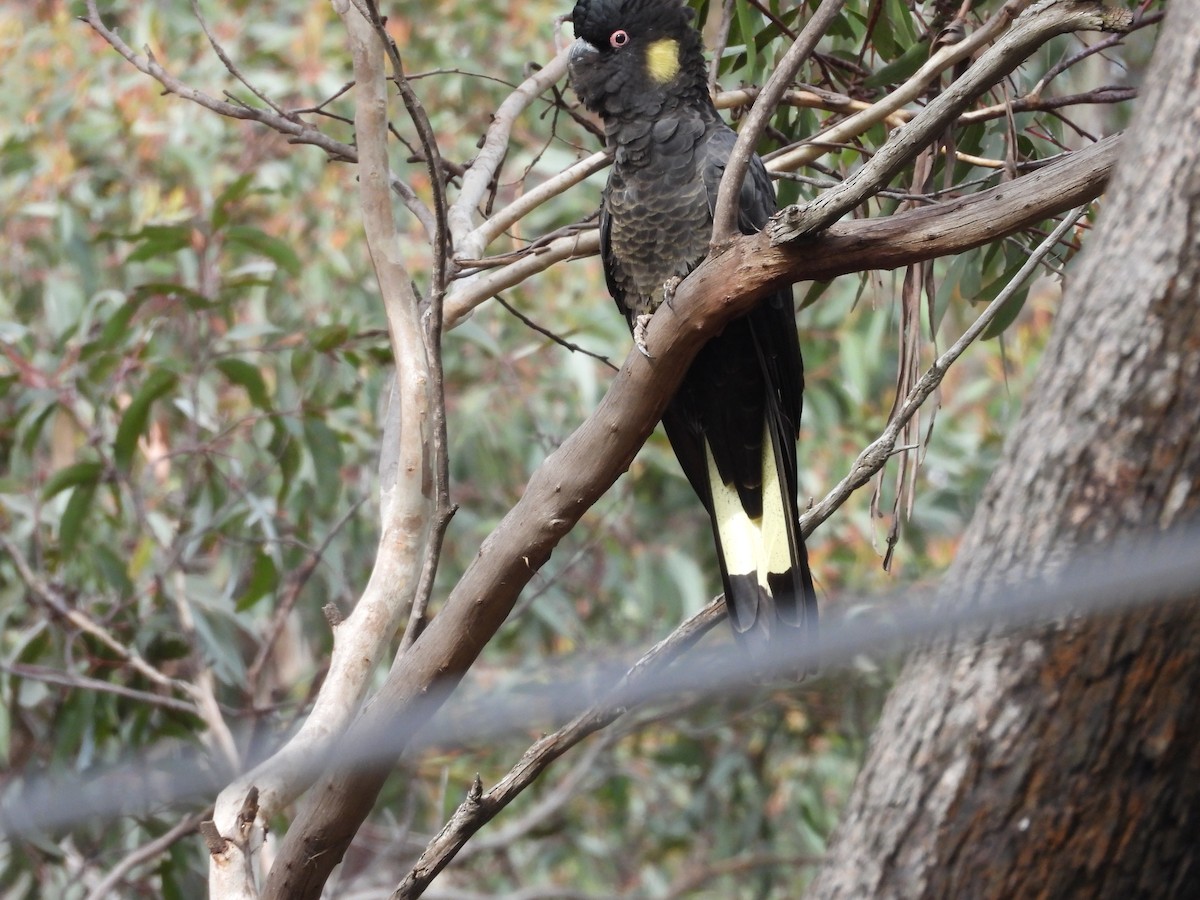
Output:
[[598, 190, 626, 318], [685, 124, 813, 634]]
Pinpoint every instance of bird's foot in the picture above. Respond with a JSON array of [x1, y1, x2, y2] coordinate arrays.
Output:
[[662, 275, 683, 311], [633, 313, 654, 359]]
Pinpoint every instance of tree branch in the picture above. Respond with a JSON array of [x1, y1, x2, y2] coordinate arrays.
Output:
[[443, 228, 600, 329], [767, 0, 1036, 175], [81, 0, 438, 238], [449, 48, 573, 260], [208, 4, 436, 894], [259, 130, 1119, 900], [85, 811, 207, 900], [392, 200, 1082, 893], [801, 204, 1090, 538], [711, 0, 846, 243], [771, 0, 1133, 241], [392, 600, 725, 899]]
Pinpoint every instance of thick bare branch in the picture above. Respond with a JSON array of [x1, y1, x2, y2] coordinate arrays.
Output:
[[208, 4, 435, 895], [260, 131, 1118, 900]]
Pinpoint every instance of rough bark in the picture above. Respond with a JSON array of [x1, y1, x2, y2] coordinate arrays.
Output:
[[807, 6, 1200, 899]]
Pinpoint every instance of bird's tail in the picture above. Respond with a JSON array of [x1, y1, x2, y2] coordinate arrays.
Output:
[[706, 423, 817, 647]]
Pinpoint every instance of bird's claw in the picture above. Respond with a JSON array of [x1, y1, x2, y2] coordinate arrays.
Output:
[[662, 275, 683, 311], [633, 313, 654, 359]]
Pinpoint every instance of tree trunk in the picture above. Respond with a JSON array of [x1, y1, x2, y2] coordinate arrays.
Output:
[[807, 6, 1200, 899]]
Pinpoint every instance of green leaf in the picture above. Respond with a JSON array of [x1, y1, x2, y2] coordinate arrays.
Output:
[[216, 358, 271, 410], [732, 0, 760, 80], [114, 369, 178, 471], [303, 417, 343, 507], [798, 280, 833, 311], [980, 285, 1031, 340], [131, 281, 212, 310], [237, 550, 278, 611], [273, 417, 302, 505], [43, 459, 103, 499], [225, 225, 301, 275], [94, 545, 135, 598], [980, 261, 1034, 339], [93, 295, 141, 352], [125, 225, 193, 263], [58, 481, 97, 553], [309, 323, 350, 353], [864, 39, 928, 89], [211, 173, 256, 232]]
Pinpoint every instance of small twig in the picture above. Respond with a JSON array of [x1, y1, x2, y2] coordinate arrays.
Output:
[[448, 47, 573, 260], [459, 735, 613, 859], [466, 151, 610, 254], [800, 205, 1089, 537], [80, 1, 437, 236], [1031, 10, 1162, 97], [771, 1, 1130, 241], [707, 0, 736, 94], [1, 534, 190, 697], [169, 571, 241, 773], [245, 498, 367, 696], [288, 79, 355, 115], [443, 228, 600, 329], [84, 810, 207, 900], [190, 0, 289, 117], [391, 599, 725, 899], [0, 661, 197, 716], [712, 0, 846, 244], [494, 293, 617, 371]]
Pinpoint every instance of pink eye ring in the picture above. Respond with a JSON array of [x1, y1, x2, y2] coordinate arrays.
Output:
[[610, 29, 629, 48]]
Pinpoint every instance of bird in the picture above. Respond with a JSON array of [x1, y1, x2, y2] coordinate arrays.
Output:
[[567, 0, 817, 646]]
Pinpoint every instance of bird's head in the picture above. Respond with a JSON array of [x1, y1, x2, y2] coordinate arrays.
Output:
[[568, 0, 709, 123]]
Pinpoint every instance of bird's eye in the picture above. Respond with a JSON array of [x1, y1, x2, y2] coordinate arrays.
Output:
[[609, 29, 629, 48]]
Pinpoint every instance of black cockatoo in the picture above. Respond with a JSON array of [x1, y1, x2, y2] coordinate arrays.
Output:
[[567, 0, 817, 643]]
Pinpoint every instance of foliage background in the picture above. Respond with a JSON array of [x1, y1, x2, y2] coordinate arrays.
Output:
[[0, 1, 1142, 896]]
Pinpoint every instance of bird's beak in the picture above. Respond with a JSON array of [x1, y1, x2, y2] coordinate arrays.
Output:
[[569, 37, 599, 65]]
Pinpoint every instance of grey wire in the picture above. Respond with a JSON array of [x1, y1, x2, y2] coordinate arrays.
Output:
[[2, 526, 1199, 840]]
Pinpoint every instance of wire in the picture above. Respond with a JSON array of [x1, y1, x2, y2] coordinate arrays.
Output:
[[2, 526, 1199, 840]]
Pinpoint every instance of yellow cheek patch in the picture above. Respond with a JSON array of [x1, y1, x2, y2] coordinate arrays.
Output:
[[646, 38, 680, 83]]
